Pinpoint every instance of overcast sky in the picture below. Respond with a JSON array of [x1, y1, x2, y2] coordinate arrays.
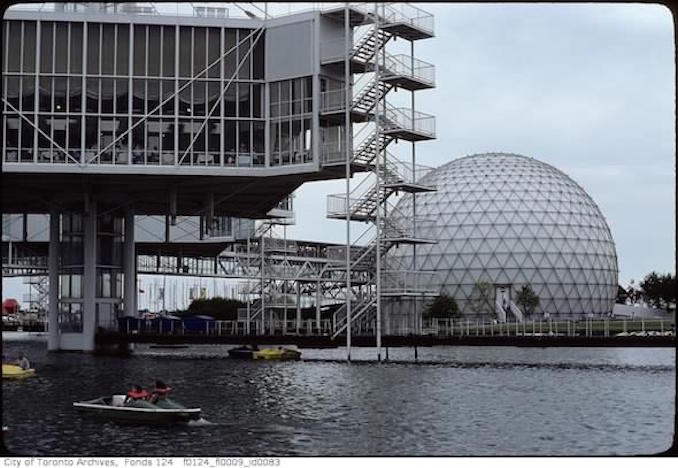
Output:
[[3, 3, 675, 306], [288, 2, 676, 286]]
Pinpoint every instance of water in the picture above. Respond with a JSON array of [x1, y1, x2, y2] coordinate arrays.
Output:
[[2, 341, 674, 456]]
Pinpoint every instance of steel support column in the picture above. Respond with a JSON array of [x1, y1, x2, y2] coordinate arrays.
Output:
[[124, 209, 137, 318], [82, 199, 97, 352], [47, 209, 60, 351]]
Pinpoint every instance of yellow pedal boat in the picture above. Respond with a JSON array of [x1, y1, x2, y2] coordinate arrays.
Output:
[[253, 347, 301, 361], [2, 364, 36, 379]]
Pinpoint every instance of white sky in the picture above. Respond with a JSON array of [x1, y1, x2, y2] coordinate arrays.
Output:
[[287, 2, 676, 287], [2, 3, 675, 307]]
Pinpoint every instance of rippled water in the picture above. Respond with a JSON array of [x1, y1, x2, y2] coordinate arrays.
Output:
[[2, 341, 675, 456]]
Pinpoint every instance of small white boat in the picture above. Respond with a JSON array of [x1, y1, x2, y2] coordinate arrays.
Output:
[[73, 395, 201, 425]]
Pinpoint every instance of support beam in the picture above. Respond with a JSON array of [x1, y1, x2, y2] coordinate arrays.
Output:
[[316, 280, 321, 333], [82, 199, 97, 352], [124, 209, 137, 319], [47, 209, 60, 351], [296, 281, 301, 334]]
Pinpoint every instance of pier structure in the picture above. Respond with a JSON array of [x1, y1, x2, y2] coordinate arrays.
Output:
[[1, 3, 439, 352]]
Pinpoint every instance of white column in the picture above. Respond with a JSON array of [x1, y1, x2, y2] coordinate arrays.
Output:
[[47, 209, 60, 351], [295, 281, 301, 334], [124, 209, 137, 318], [82, 200, 97, 352], [316, 280, 321, 333]]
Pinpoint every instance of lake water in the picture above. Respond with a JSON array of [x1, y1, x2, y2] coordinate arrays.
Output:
[[2, 340, 675, 456]]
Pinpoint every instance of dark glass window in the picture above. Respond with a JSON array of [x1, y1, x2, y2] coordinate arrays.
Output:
[[38, 77, 51, 112], [237, 29, 251, 80], [115, 79, 128, 114], [101, 78, 114, 113], [252, 84, 262, 118], [238, 83, 250, 118], [193, 28, 206, 77], [131, 118, 145, 156], [86, 78, 99, 113], [224, 29, 236, 78], [224, 85, 236, 117], [147, 80, 160, 115], [133, 24, 146, 76], [54, 77, 67, 112], [20, 118, 34, 150], [21, 76, 35, 111], [5, 116, 20, 150], [70, 23, 83, 73], [162, 26, 175, 77], [253, 32, 264, 79], [177, 119, 191, 155], [116, 24, 129, 75], [178, 81, 191, 115], [161, 119, 174, 152], [84, 116, 98, 152], [208, 119, 220, 152], [55, 22, 68, 73], [207, 81, 220, 115], [148, 25, 161, 76], [161, 80, 174, 115], [224, 120, 236, 156], [101, 24, 115, 75], [6, 76, 20, 110], [7, 22, 22, 72], [87, 23, 100, 74], [69, 77, 82, 112], [179, 27, 191, 77], [23, 21, 36, 73], [132, 79, 144, 113], [192, 81, 206, 116], [253, 121, 264, 153], [52, 117, 67, 150], [2, 22, 6, 73], [207, 28, 220, 78], [40, 21, 53, 73], [238, 121, 250, 153], [193, 120, 206, 153], [67, 117, 81, 152]]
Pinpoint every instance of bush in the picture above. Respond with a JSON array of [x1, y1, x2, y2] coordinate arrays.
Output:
[[426, 294, 460, 319], [515, 285, 539, 316], [177, 297, 246, 321]]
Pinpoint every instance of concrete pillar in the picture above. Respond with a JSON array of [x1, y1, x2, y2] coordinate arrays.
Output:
[[316, 281, 321, 333], [48, 210, 60, 351], [295, 282, 301, 334], [82, 200, 97, 352], [124, 209, 137, 318]]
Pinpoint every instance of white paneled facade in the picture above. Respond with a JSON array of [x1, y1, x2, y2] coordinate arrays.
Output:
[[391, 153, 618, 319]]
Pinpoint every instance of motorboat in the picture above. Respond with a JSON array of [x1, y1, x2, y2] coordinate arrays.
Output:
[[228, 345, 257, 359], [73, 394, 201, 424], [2, 364, 36, 380], [253, 347, 301, 361]]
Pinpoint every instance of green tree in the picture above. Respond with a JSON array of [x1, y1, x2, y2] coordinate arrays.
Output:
[[470, 281, 494, 317], [425, 294, 460, 319], [640, 272, 677, 310], [515, 285, 540, 316]]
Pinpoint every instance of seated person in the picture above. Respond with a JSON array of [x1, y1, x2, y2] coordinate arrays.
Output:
[[148, 380, 173, 404], [17, 353, 30, 370], [125, 384, 149, 404]]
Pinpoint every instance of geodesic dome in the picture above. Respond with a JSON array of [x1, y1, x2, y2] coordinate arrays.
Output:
[[391, 153, 618, 318]]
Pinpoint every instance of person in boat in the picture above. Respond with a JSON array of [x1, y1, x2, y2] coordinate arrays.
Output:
[[148, 380, 173, 404], [126, 384, 149, 402], [17, 353, 30, 370]]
